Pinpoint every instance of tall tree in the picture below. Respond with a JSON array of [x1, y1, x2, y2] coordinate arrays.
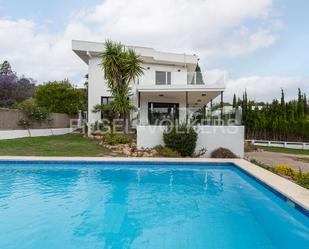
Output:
[[239, 89, 309, 142], [100, 40, 144, 133], [195, 63, 204, 84], [303, 93, 308, 115], [297, 88, 304, 118], [280, 88, 285, 106], [232, 94, 237, 108], [0, 61, 35, 107], [0, 61, 13, 75]]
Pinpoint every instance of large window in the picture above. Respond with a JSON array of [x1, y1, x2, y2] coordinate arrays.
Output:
[[155, 71, 171, 85], [101, 96, 114, 105], [148, 102, 179, 125]]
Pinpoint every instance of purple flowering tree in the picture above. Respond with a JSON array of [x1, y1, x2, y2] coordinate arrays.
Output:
[[0, 61, 35, 107]]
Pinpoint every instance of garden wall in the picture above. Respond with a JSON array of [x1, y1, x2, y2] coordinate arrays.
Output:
[[136, 125, 245, 158], [0, 108, 71, 130]]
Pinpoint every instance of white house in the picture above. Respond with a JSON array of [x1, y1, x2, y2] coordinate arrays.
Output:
[[72, 40, 244, 157]]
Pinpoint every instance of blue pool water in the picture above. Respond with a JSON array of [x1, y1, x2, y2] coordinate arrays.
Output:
[[0, 161, 308, 249]]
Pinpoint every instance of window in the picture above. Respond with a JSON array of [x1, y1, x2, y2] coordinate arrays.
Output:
[[101, 96, 114, 105], [100, 96, 114, 119], [155, 71, 171, 85], [148, 102, 179, 125]]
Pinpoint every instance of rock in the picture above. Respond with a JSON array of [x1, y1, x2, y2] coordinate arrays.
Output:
[[123, 147, 131, 156]]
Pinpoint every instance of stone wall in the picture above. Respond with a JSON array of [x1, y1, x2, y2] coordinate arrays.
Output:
[[0, 108, 72, 130]]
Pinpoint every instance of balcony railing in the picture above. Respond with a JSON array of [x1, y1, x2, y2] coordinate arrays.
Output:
[[187, 72, 205, 85], [137, 71, 226, 88]]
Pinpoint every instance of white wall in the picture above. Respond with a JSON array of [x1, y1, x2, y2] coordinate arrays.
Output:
[[139, 63, 187, 86], [195, 126, 245, 158], [0, 128, 74, 140], [88, 57, 110, 123], [137, 125, 245, 158]]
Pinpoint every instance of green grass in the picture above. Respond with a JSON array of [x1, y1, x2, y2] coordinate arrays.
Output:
[[0, 134, 113, 156], [257, 146, 309, 155]]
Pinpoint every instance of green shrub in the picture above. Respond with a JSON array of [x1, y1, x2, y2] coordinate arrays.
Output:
[[154, 146, 180, 157], [211, 147, 238, 158], [103, 133, 132, 145], [294, 171, 309, 189], [275, 164, 295, 177], [250, 160, 309, 190], [17, 99, 50, 124], [250, 159, 278, 174], [163, 124, 198, 157], [34, 80, 87, 115]]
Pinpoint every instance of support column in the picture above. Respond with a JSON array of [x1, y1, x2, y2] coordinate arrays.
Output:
[[203, 105, 206, 125], [210, 99, 213, 125], [186, 91, 188, 124], [138, 92, 141, 125], [220, 91, 224, 122]]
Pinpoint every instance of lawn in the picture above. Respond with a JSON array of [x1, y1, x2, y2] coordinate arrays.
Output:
[[0, 134, 113, 156], [258, 146, 309, 155]]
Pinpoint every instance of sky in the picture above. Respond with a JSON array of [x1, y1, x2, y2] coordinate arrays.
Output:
[[0, 0, 308, 102]]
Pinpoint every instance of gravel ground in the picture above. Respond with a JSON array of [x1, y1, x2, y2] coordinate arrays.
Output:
[[245, 150, 309, 172]]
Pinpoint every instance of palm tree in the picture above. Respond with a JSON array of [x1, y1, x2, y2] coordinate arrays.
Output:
[[100, 40, 144, 133], [110, 84, 136, 133]]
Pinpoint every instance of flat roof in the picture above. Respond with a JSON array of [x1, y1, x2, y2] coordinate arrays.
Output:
[[72, 40, 198, 66]]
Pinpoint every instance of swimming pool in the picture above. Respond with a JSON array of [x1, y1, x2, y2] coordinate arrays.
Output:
[[0, 160, 308, 249]]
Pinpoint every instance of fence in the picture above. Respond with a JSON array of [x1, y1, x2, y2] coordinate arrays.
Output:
[[247, 140, 309, 150]]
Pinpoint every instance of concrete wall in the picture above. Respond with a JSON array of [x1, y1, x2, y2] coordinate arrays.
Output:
[[0, 108, 71, 130], [137, 125, 245, 158], [0, 128, 74, 140]]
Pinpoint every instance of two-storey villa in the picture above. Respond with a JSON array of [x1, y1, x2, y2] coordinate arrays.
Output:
[[72, 40, 244, 157]]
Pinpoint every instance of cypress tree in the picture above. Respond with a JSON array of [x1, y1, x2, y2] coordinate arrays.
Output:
[[195, 63, 204, 84], [280, 88, 285, 106], [297, 88, 304, 118], [233, 94, 237, 108], [240, 89, 308, 141], [303, 93, 308, 115]]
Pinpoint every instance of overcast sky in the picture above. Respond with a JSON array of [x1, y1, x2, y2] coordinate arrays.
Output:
[[0, 0, 308, 102]]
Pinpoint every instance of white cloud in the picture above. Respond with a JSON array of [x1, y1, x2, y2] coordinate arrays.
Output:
[[81, 0, 275, 57], [225, 75, 308, 102], [1, 0, 305, 103], [0, 18, 85, 83]]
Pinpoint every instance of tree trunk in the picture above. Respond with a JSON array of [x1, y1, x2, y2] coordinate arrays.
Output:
[[123, 112, 129, 134]]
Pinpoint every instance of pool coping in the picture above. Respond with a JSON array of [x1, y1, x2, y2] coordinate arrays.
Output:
[[0, 156, 308, 213]]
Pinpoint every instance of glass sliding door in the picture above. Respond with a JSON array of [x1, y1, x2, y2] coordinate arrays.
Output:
[[148, 102, 179, 125]]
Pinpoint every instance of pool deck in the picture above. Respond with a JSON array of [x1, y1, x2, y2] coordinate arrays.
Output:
[[0, 156, 308, 212]]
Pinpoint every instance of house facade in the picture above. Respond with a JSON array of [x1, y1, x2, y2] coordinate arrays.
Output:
[[72, 40, 244, 157]]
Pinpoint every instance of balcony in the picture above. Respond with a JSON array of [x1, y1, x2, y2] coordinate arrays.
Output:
[[137, 71, 225, 90]]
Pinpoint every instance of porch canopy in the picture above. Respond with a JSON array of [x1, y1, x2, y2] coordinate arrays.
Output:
[[136, 86, 224, 108]]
